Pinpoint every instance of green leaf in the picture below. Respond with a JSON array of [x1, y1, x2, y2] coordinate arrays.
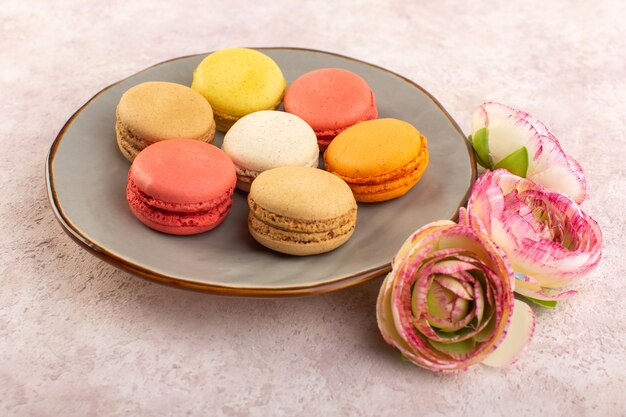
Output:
[[471, 128, 492, 169], [524, 296, 557, 309], [494, 146, 529, 177]]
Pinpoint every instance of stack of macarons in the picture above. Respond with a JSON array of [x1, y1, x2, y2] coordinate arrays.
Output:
[[114, 47, 430, 256]]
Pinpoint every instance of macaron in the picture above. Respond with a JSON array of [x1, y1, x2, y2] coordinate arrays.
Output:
[[191, 48, 286, 132], [126, 139, 236, 235], [324, 118, 429, 202], [222, 111, 319, 192], [115, 81, 216, 162], [284, 68, 378, 150], [248, 167, 357, 256]]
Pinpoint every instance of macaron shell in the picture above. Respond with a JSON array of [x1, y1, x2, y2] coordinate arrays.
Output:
[[211, 108, 244, 132], [223, 110, 319, 173], [131, 208, 230, 235], [127, 182, 232, 235], [307, 100, 377, 152], [248, 195, 355, 233], [284, 68, 377, 131], [116, 81, 216, 142], [249, 167, 355, 221], [127, 175, 233, 213], [233, 152, 319, 193], [131, 140, 236, 204], [116, 119, 216, 162], [191, 48, 286, 123], [347, 146, 429, 202], [116, 120, 150, 162], [324, 118, 422, 177], [248, 217, 355, 256]]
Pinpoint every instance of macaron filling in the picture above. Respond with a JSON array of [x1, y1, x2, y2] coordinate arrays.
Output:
[[116, 118, 217, 161], [234, 152, 319, 188], [127, 176, 233, 228], [116, 120, 151, 160], [248, 198, 355, 234], [248, 215, 355, 244], [349, 158, 428, 198], [326, 140, 429, 199], [248, 197, 356, 245], [212, 96, 284, 132]]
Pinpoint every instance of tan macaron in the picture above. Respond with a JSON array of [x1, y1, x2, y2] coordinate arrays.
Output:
[[248, 166, 357, 256], [115, 81, 216, 161]]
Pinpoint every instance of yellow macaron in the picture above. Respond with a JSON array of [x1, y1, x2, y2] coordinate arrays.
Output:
[[191, 48, 286, 132], [324, 118, 429, 202]]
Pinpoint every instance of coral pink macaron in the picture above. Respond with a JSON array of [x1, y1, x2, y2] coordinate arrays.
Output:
[[284, 68, 378, 150], [126, 139, 236, 235]]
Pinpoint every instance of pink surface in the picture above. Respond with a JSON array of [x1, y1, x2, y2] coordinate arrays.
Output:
[[130, 139, 236, 205], [284, 68, 378, 147], [2, 1, 625, 416]]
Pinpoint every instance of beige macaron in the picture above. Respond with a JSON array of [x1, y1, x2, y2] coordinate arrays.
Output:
[[248, 166, 357, 256], [115, 81, 216, 161]]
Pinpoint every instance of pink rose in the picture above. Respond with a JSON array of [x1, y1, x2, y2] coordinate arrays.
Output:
[[463, 169, 602, 302], [377, 221, 534, 373], [470, 102, 586, 203]]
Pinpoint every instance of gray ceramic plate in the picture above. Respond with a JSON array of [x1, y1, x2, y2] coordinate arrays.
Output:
[[46, 48, 476, 297]]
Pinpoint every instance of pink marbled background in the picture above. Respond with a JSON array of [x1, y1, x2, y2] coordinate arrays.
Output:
[[1, 1, 625, 416]]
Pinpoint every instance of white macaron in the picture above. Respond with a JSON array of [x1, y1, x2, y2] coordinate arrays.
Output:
[[222, 110, 320, 192]]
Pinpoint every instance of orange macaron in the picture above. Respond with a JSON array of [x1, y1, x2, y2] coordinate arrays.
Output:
[[323, 118, 429, 202]]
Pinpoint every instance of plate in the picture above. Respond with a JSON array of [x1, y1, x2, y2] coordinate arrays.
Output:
[[46, 48, 476, 297]]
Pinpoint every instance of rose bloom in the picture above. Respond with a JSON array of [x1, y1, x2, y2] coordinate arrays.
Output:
[[471, 102, 586, 204], [377, 221, 534, 373], [464, 169, 602, 300]]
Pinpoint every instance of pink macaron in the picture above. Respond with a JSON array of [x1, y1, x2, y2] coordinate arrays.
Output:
[[126, 139, 236, 235], [284, 68, 378, 150]]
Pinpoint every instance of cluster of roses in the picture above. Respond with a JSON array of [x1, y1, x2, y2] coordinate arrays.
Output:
[[376, 102, 602, 373]]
